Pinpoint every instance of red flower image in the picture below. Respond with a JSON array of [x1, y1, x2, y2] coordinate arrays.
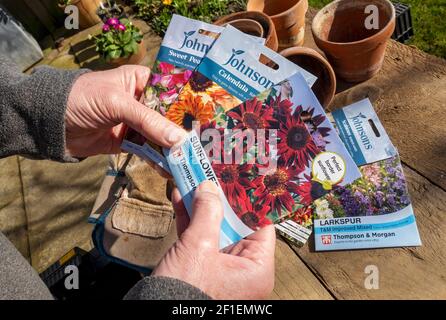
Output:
[[296, 179, 329, 206], [227, 98, 275, 130], [235, 199, 272, 231], [292, 207, 313, 225], [277, 109, 319, 171], [268, 94, 293, 123], [252, 166, 301, 216], [213, 163, 255, 203]]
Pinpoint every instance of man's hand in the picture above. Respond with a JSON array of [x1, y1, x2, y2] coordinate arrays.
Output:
[[66, 65, 186, 157], [153, 181, 276, 300]]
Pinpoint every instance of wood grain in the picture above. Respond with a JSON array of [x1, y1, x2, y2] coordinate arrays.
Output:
[[272, 239, 333, 300], [290, 165, 446, 299]]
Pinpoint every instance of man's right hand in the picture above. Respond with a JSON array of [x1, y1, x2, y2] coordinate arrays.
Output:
[[153, 181, 276, 300]]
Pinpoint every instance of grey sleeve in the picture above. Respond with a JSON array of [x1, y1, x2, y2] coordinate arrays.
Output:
[[124, 276, 211, 300], [0, 56, 88, 162], [0, 232, 53, 300]]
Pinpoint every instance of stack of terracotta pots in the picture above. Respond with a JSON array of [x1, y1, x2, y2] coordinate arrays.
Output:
[[247, 0, 308, 51], [312, 0, 396, 82], [214, 11, 279, 52]]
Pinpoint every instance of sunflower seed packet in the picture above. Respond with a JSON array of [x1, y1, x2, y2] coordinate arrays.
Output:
[[269, 73, 362, 246], [311, 99, 422, 251], [120, 15, 268, 171], [162, 35, 342, 248]]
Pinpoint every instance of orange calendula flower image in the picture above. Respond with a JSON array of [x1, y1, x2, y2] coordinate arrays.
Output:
[[166, 92, 215, 130]]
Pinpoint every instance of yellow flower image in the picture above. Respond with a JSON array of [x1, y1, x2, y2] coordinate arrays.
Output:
[[166, 92, 215, 130], [163, 0, 172, 5]]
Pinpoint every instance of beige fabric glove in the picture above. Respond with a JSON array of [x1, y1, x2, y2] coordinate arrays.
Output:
[[91, 153, 177, 269]]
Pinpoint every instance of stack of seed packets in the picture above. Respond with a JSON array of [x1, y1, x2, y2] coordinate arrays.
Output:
[[121, 14, 316, 172], [162, 26, 361, 249], [278, 98, 422, 251]]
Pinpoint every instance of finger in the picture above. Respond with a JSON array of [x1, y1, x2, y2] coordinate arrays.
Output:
[[117, 65, 151, 98], [245, 225, 276, 257], [171, 188, 189, 237], [115, 95, 187, 148], [182, 181, 223, 250]]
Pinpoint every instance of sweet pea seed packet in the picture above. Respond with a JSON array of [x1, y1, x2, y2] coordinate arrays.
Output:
[[120, 15, 267, 171], [163, 30, 351, 249]]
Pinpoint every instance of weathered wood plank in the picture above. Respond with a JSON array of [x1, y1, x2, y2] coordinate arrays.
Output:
[[290, 165, 446, 299], [304, 9, 446, 190], [272, 239, 333, 300]]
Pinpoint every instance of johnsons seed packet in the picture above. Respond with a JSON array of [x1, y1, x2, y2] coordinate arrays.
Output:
[[268, 72, 362, 246], [120, 15, 269, 171], [163, 28, 351, 249], [313, 99, 422, 251]]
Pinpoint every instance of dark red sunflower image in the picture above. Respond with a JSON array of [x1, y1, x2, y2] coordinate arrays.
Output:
[[298, 106, 331, 151], [227, 98, 275, 130], [188, 71, 214, 92], [277, 109, 319, 171], [267, 94, 293, 124], [296, 179, 329, 206], [252, 166, 301, 217], [234, 198, 272, 231], [213, 163, 255, 204]]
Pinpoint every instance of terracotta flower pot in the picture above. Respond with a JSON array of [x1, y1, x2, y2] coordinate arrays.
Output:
[[109, 41, 147, 67], [61, 0, 102, 29], [214, 11, 278, 52], [247, 0, 308, 51], [220, 19, 264, 38], [312, 0, 396, 82], [280, 47, 336, 108]]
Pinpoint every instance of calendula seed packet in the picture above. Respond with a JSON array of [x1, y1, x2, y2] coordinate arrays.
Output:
[[120, 15, 268, 171], [163, 29, 351, 248], [311, 99, 422, 251]]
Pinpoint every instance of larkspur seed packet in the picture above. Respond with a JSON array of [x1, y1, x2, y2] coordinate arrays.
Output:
[[268, 73, 362, 246], [163, 32, 350, 249], [120, 15, 271, 171], [312, 99, 422, 251]]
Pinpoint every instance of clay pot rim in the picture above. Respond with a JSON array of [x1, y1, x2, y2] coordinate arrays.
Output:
[[279, 46, 336, 107], [248, 0, 307, 19], [221, 19, 265, 38], [311, 0, 396, 46]]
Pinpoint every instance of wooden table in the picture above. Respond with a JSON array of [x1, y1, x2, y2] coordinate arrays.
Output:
[[270, 9, 446, 300]]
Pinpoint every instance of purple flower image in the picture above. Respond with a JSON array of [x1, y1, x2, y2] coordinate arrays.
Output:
[[314, 155, 411, 218]]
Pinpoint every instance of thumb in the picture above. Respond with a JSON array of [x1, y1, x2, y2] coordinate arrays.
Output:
[[116, 94, 187, 148], [182, 181, 223, 250]]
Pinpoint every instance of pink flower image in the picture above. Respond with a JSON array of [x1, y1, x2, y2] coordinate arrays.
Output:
[[159, 89, 179, 105], [151, 74, 162, 86], [159, 62, 175, 74], [160, 75, 174, 89], [102, 24, 110, 32]]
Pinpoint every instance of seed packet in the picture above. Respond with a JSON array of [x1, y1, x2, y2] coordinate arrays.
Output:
[[163, 42, 347, 248], [267, 73, 362, 246], [312, 99, 422, 251], [120, 15, 269, 171]]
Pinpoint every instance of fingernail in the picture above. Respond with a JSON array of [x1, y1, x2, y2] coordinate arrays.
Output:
[[167, 127, 187, 145], [197, 181, 219, 195]]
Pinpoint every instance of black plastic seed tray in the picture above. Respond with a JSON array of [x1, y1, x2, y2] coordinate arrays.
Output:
[[392, 2, 414, 43]]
